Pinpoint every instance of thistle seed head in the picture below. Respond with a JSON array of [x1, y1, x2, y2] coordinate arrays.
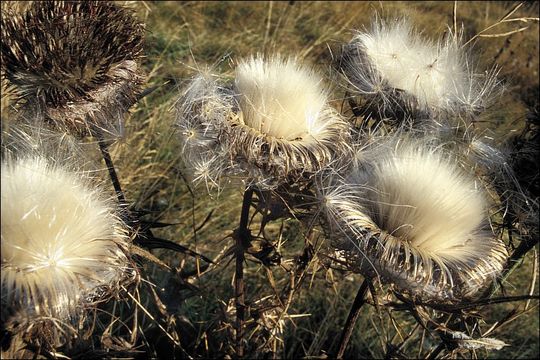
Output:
[[1, 0, 145, 137], [234, 56, 329, 140], [318, 138, 508, 302], [1, 154, 132, 324], [175, 56, 352, 191], [340, 17, 501, 120]]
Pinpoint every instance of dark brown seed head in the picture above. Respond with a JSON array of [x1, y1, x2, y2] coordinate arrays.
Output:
[[1, 0, 145, 135]]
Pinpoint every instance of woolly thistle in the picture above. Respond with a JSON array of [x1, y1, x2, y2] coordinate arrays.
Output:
[[0, 153, 133, 352], [317, 138, 508, 302], [339, 17, 500, 121], [0, 0, 145, 137], [175, 55, 352, 191]]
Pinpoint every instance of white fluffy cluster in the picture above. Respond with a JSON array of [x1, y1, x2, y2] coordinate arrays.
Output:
[[235, 57, 329, 140], [176, 55, 351, 192], [1, 155, 130, 320], [342, 18, 500, 117], [319, 139, 507, 301]]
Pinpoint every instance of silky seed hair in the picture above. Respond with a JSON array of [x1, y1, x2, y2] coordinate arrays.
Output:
[[235, 56, 329, 140], [0, 0, 145, 137], [340, 17, 500, 120], [421, 116, 530, 239], [1, 125, 133, 327], [1, 155, 132, 320], [230, 55, 353, 184], [175, 69, 236, 192], [176, 55, 352, 191], [1, 119, 100, 169], [318, 137, 507, 302]]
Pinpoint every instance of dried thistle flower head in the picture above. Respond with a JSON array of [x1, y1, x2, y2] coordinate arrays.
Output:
[[1, 155, 132, 329], [0, 0, 145, 137], [319, 138, 507, 302], [176, 55, 352, 191], [340, 17, 500, 119]]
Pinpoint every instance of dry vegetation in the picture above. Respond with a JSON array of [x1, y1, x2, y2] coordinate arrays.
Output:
[[1, 1, 539, 359]]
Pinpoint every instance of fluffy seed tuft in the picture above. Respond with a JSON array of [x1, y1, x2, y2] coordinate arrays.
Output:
[[340, 17, 501, 119], [319, 138, 507, 302], [235, 56, 329, 140], [1, 155, 131, 321], [176, 56, 352, 191]]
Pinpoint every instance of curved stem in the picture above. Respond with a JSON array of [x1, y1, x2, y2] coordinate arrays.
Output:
[[235, 188, 254, 358], [336, 279, 370, 359]]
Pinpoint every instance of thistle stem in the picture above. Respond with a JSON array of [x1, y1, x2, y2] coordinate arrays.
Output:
[[346, 91, 362, 119], [336, 279, 370, 359], [426, 342, 445, 360], [96, 136, 127, 206], [235, 188, 254, 358], [504, 236, 539, 277]]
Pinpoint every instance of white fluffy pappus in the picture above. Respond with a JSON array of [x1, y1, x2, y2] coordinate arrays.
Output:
[[235, 56, 329, 140], [176, 71, 232, 152], [175, 55, 352, 191], [319, 139, 507, 302], [342, 17, 500, 117], [175, 70, 236, 192], [1, 155, 131, 321]]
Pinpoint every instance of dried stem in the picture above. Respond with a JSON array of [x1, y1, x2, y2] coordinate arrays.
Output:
[[453, 1, 457, 38], [92, 86, 159, 208], [336, 278, 370, 359], [505, 236, 539, 275], [388, 294, 539, 312], [462, 2, 539, 47], [235, 187, 254, 358], [95, 132, 127, 206], [426, 342, 445, 360], [346, 91, 362, 119]]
